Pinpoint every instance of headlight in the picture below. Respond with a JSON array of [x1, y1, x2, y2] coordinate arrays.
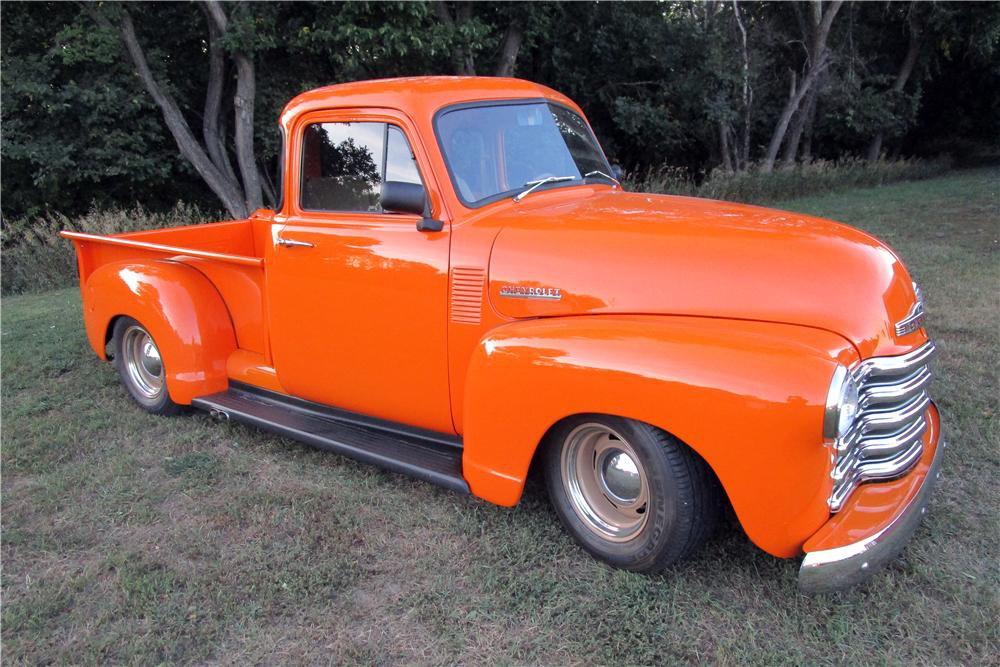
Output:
[[824, 365, 861, 442]]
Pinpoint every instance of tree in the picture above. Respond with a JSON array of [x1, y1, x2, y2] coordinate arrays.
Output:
[[434, 2, 531, 77], [760, 0, 844, 172], [866, 2, 923, 161], [3, 1, 997, 222], [0, 2, 204, 219], [81, 1, 453, 219], [731, 0, 753, 171], [86, 1, 264, 219]]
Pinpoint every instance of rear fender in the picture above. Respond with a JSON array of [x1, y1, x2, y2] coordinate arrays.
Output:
[[462, 315, 858, 557], [81, 260, 237, 404]]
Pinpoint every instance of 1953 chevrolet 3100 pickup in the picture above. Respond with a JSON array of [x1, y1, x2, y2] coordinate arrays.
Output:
[[62, 77, 943, 593]]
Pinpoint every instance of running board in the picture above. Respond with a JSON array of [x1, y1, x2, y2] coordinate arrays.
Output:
[[192, 383, 468, 494]]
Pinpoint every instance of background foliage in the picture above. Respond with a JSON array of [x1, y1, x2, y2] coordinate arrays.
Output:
[[2, 0, 998, 220]]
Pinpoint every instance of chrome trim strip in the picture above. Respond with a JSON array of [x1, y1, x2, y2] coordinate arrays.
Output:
[[800, 438, 944, 594], [859, 393, 931, 432], [856, 341, 936, 379], [861, 366, 932, 408], [854, 417, 927, 458], [830, 433, 924, 509]]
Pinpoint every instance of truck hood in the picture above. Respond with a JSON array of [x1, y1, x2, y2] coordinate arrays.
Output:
[[485, 188, 925, 358]]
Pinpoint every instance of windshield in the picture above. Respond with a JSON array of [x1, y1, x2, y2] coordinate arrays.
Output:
[[436, 102, 612, 206]]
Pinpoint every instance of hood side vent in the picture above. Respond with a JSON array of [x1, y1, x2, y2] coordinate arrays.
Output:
[[450, 267, 485, 324]]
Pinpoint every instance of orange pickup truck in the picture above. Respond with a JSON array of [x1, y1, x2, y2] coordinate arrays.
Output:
[[63, 77, 942, 593]]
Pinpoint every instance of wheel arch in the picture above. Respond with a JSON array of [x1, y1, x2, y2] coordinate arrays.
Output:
[[82, 260, 238, 404], [103, 314, 123, 354], [461, 314, 859, 558], [530, 410, 722, 481]]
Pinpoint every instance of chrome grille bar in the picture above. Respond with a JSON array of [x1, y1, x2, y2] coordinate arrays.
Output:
[[856, 342, 936, 379], [861, 366, 932, 408], [829, 341, 935, 511], [860, 393, 931, 432]]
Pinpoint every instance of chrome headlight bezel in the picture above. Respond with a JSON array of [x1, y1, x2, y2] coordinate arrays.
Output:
[[824, 365, 861, 443]]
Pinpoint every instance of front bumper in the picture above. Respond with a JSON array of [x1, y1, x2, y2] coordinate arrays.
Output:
[[798, 403, 943, 594]]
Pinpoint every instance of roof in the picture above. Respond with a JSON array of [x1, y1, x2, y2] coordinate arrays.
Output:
[[279, 76, 581, 129]]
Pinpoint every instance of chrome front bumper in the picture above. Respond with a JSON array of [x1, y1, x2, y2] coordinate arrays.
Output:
[[798, 438, 945, 594]]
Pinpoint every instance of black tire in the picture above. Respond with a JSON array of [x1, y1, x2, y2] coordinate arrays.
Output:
[[111, 317, 183, 416], [543, 414, 721, 573]]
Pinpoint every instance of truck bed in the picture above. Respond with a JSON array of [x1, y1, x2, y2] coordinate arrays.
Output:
[[61, 216, 272, 355]]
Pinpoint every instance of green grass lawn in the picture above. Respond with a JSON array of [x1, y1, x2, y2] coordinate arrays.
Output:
[[3, 168, 998, 664]]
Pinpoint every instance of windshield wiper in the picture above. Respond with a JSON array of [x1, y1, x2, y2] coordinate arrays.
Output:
[[584, 170, 620, 186], [513, 176, 576, 202]]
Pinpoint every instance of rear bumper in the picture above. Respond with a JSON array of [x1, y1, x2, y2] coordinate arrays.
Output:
[[798, 403, 943, 594]]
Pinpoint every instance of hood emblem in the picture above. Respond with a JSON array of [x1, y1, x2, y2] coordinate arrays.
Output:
[[894, 282, 925, 336], [499, 285, 562, 301]]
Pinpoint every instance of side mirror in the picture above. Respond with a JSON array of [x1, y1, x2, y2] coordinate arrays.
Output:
[[382, 181, 426, 215], [611, 164, 625, 181], [382, 181, 444, 232]]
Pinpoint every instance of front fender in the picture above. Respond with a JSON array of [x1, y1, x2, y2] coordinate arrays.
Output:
[[81, 260, 237, 404], [462, 315, 858, 558]]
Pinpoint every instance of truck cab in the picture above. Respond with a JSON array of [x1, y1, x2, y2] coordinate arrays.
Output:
[[63, 77, 942, 593]]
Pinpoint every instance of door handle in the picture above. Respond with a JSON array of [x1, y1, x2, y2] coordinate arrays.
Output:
[[276, 236, 313, 248]]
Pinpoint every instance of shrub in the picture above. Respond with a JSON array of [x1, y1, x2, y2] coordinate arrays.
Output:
[[626, 156, 954, 204], [1, 203, 213, 296]]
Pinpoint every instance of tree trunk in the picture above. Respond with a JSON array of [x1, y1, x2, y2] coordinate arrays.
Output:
[[801, 93, 818, 161], [117, 9, 248, 218], [232, 54, 262, 212], [200, 8, 238, 185], [761, 0, 843, 173], [258, 164, 277, 208], [732, 0, 752, 170], [495, 20, 523, 77], [436, 2, 476, 75], [204, 1, 262, 213], [781, 74, 821, 167], [867, 132, 885, 163], [720, 120, 734, 172], [866, 3, 923, 161]]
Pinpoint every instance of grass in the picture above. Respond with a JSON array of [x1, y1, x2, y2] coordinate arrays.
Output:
[[2, 168, 998, 664], [627, 156, 954, 206]]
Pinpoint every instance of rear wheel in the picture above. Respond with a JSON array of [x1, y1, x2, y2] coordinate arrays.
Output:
[[112, 317, 182, 415], [543, 415, 720, 572]]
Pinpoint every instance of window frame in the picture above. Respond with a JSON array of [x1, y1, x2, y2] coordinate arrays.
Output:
[[292, 110, 431, 219], [432, 98, 614, 210], [298, 120, 389, 215]]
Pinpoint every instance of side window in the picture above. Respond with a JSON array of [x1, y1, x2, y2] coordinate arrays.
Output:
[[301, 122, 385, 212], [385, 126, 422, 186]]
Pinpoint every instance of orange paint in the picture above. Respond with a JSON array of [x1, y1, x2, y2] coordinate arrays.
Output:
[[62, 77, 939, 561]]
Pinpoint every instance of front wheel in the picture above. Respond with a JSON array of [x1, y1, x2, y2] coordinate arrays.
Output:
[[543, 415, 721, 573], [111, 317, 182, 416]]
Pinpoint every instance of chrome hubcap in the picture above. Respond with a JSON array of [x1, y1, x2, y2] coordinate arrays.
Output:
[[599, 449, 642, 503], [561, 423, 650, 542], [122, 325, 164, 399]]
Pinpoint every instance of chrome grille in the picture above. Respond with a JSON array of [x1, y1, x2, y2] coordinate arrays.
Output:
[[829, 341, 935, 511]]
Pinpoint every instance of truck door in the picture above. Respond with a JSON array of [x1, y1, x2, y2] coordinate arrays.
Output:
[[266, 110, 453, 434]]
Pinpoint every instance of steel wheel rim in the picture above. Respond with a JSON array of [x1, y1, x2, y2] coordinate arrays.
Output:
[[560, 423, 650, 542], [122, 325, 164, 399]]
